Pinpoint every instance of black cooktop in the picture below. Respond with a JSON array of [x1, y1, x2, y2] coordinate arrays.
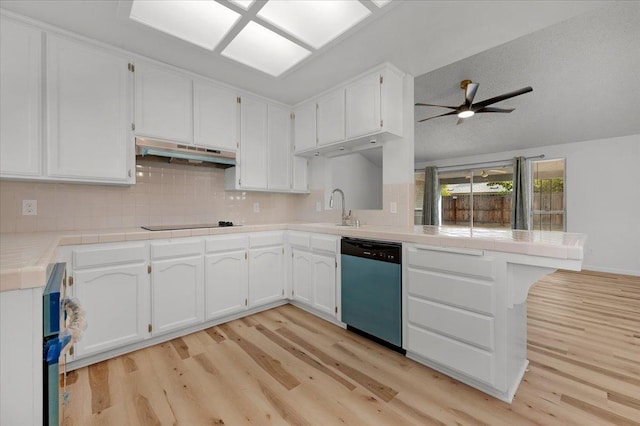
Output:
[[142, 221, 235, 231]]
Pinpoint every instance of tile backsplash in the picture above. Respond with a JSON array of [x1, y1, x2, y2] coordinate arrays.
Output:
[[0, 160, 415, 233], [0, 160, 300, 233]]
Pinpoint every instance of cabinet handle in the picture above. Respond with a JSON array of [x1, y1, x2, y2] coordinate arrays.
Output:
[[68, 276, 74, 286], [245, 298, 248, 306], [413, 244, 484, 256]]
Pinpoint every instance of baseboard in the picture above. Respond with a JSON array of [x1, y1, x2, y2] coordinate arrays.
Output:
[[580, 266, 640, 277]]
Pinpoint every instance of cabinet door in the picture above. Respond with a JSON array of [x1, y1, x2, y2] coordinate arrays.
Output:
[[317, 89, 345, 146], [193, 80, 238, 151], [291, 249, 312, 305], [293, 101, 316, 153], [292, 156, 309, 192], [152, 256, 204, 335], [239, 95, 268, 189], [135, 61, 192, 143], [346, 72, 381, 139], [73, 264, 150, 357], [0, 17, 42, 178], [46, 35, 132, 182], [267, 104, 291, 190], [249, 246, 284, 307], [312, 253, 336, 316], [205, 250, 248, 320]]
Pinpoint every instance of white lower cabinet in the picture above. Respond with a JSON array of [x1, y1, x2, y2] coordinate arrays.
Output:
[[289, 232, 338, 317], [292, 248, 313, 305], [150, 240, 204, 335], [248, 232, 285, 307], [70, 243, 150, 358], [312, 253, 336, 316], [404, 243, 506, 393], [204, 235, 249, 319]]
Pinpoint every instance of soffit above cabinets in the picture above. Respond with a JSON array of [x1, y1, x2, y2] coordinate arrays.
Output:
[[126, 0, 390, 77]]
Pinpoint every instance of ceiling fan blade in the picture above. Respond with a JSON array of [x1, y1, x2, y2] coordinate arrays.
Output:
[[472, 86, 533, 109], [465, 83, 479, 108], [417, 111, 458, 122], [475, 106, 515, 113], [415, 102, 459, 110], [456, 117, 464, 125]]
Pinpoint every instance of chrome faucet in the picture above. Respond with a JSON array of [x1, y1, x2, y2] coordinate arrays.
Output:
[[329, 188, 350, 225]]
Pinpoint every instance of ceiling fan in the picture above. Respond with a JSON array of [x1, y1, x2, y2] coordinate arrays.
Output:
[[416, 80, 533, 125]]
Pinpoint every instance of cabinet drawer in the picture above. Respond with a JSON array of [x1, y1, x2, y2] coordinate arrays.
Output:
[[150, 240, 203, 260], [310, 235, 338, 253], [250, 232, 284, 248], [205, 235, 248, 253], [73, 243, 147, 269], [288, 232, 310, 249], [408, 297, 494, 351], [407, 268, 494, 314], [407, 324, 494, 385], [407, 246, 495, 280]]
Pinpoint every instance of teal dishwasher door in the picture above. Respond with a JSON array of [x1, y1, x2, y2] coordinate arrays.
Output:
[[341, 254, 401, 347]]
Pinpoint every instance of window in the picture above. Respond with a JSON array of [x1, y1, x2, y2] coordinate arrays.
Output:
[[531, 159, 565, 231], [415, 164, 513, 228]]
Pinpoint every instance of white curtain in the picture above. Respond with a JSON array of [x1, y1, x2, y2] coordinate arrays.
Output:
[[511, 156, 530, 230], [422, 167, 440, 226]]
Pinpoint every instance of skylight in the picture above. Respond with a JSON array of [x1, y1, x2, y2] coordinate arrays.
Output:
[[128, 0, 392, 77], [257, 0, 372, 49], [129, 0, 240, 51], [221, 22, 311, 77]]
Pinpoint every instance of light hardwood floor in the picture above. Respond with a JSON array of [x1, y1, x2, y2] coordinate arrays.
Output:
[[61, 270, 640, 425]]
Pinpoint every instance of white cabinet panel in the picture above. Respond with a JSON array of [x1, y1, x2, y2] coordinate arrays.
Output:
[[407, 324, 495, 385], [74, 264, 150, 357], [135, 61, 192, 143], [193, 80, 238, 151], [0, 17, 42, 177], [312, 253, 336, 315], [0, 287, 42, 426], [292, 156, 309, 192], [293, 101, 316, 153], [239, 95, 268, 189], [346, 72, 381, 139], [292, 249, 312, 304], [317, 89, 345, 146], [205, 250, 248, 319], [46, 35, 132, 182], [267, 104, 291, 190], [151, 256, 204, 335], [249, 246, 284, 307], [408, 297, 494, 351]]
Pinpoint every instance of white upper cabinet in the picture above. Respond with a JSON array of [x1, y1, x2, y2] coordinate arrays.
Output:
[[134, 61, 192, 143], [0, 17, 42, 178], [239, 95, 268, 189], [345, 72, 382, 139], [267, 104, 291, 191], [193, 80, 238, 151], [292, 156, 309, 192], [317, 89, 345, 146], [46, 34, 133, 183], [293, 101, 317, 153]]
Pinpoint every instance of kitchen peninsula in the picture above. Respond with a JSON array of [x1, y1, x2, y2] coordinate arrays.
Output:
[[1, 222, 585, 425]]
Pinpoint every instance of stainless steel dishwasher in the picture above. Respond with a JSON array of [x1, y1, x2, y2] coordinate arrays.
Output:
[[341, 237, 404, 353]]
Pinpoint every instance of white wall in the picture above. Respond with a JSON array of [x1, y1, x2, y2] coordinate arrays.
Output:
[[328, 152, 382, 210], [417, 133, 640, 276]]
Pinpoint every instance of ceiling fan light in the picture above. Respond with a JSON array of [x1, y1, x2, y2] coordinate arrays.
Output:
[[458, 110, 475, 118]]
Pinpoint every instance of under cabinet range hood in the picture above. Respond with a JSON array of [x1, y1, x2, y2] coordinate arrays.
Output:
[[135, 138, 236, 168]]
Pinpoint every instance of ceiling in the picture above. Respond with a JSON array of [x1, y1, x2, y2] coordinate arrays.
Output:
[[0, 0, 607, 105], [414, 1, 640, 163]]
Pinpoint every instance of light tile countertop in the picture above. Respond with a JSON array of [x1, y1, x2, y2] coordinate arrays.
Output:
[[0, 223, 586, 293]]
